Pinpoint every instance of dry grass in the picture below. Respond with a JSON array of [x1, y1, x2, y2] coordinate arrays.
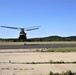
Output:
[[0, 41, 76, 45], [47, 47, 76, 52]]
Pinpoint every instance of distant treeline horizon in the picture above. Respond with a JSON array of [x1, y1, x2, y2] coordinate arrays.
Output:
[[0, 35, 76, 42]]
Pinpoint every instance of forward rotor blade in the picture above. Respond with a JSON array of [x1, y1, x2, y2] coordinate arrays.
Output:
[[0, 26, 40, 30], [0, 26, 20, 29], [25, 28, 39, 31]]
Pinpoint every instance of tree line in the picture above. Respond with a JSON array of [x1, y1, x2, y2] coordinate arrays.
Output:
[[28, 36, 76, 42], [0, 36, 76, 42]]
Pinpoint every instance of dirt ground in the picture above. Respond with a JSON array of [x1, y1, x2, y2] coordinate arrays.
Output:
[[0, 49, 76, 75]]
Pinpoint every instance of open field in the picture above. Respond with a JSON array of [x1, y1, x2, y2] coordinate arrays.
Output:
[[0, 42, 76, 75], [0, 52, 76, 75], [1, 41, 76, 45]]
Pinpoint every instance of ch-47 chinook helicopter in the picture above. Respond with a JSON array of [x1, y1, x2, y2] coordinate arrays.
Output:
[[0, 26, 40, 41]]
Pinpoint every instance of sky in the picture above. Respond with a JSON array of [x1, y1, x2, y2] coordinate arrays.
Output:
[[0, 0, 76, 38]]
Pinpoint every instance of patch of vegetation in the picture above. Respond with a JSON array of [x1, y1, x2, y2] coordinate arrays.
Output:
[[47, 47, 76, 52], [49, 60, 65, 64], [13, 73, 15, 75], [1, 68, 10, 70], [31, 62, 36, 64], [14, 68, 18, 70], [19, 68, 23, 70], [1, 60, 76, 65], [49, 70, 76, 75]]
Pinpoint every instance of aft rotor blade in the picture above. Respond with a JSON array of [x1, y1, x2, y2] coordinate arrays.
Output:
[[0, 26, 20, 29], [25, 26, 41, 29], [25, 28, 39, 31]]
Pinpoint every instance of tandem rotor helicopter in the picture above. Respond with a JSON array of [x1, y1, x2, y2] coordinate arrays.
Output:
[[0, 26, 40, 41]]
